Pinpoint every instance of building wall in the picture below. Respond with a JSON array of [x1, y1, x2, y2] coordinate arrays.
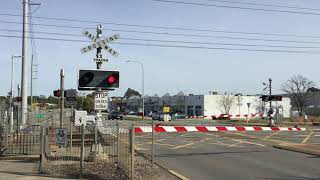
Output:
[[184, 95, 204, 116], [203, 95, 291, 118]]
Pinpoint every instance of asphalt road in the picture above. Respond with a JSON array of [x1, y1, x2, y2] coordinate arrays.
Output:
[[135, 129, 320, 180]]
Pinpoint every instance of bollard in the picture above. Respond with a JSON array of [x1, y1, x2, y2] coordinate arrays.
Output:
[[80, 124, 84, 177], [117, 122, 120, 163], [130, 124, 135, 180]]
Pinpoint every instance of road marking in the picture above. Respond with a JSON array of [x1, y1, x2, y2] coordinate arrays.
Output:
[[302, 132, 314, 144], [264, 131, 281, 140], [222, 136, 265, 147], [169, 170, 189, 180], [228, 141, 243, 147], [171, 142, 195, 149]]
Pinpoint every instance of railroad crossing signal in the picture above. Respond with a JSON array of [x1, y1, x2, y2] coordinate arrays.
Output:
[[80, 30, 120, 57], [53, 90, 61, 97], [261, 95, 282, 102], [78, 69, 119, 90]]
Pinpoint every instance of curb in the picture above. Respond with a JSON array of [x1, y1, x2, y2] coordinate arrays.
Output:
[[0, 155, 39, 161], [273, 144, 320, 156]]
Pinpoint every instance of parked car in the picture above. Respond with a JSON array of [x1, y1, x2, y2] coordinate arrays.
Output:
[[128, 111, 138, 115], [174, 113, 187, 119], [108, 111, 123, 120], [152, 112, 171, 121]]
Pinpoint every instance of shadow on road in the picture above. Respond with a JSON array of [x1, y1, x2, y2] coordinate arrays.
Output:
[[156, 150, 268, 158]]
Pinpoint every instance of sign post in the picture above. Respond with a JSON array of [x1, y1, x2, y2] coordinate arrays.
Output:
[[79, 25, 120, 161]]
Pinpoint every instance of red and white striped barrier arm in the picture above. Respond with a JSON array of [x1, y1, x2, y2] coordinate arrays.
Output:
[[134, 126, 306, 133]]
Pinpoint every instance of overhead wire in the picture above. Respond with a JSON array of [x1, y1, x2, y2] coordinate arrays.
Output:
[[1, 28, 320, 49], [1, 20, 320, 45], [150, 0, 320, 16], [0, 34, 320, 54], [0, 13, 320, 39], [202, 0, 320, 11]]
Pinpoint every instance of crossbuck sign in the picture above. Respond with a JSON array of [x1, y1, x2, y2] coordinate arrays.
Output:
[[80, 30, 120, 57]]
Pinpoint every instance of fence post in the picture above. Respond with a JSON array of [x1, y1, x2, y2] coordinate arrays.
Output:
[[80, 124, 84, 177], [39, 126, 45, 172], [117, 121, 120, 163], [151, 120, 154, 165], [130, 124, 135, 180], [5, 119, 8, 152], [70, 122, 73, 151]]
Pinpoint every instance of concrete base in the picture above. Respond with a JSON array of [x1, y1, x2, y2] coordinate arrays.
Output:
[[88, 143, 109, 162]]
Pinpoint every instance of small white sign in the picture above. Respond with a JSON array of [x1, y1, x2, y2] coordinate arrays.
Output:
[[95, 91, 108, 110], [55, 128, 68, 147], [74, 110, 88, 126], [93, 58, 108, 62]]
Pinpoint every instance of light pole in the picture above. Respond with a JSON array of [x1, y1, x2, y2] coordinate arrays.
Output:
[[126, 60, 145, 120], [10, 55, 23, 133]]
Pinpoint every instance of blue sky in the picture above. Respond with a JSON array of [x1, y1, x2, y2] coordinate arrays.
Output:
[[0, 0, 320, 97]]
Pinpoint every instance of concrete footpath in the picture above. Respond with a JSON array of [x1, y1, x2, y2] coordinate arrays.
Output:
[[0, 159, 79, 180], [274, 143, 320, 156]]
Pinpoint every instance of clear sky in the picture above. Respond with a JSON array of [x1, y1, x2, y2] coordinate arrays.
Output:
[[0, 0, 320, 98]]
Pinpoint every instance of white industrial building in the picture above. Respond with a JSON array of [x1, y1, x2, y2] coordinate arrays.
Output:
[[121, 92, 292, 118]]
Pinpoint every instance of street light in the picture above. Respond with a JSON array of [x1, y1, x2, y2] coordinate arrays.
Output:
[[126, 60, 145, 120], [10, 55, 23, 133]]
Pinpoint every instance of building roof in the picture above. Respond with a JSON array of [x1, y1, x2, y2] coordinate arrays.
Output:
[[163, 92, 171, 97], [176, 91, 185, 96]]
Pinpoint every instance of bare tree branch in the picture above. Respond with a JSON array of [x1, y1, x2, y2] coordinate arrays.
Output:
[[217, 95, 235, 114], [281, 75, 314, 116]]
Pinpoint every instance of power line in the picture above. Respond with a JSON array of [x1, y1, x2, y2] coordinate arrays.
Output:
[[150, 0, 320, 16], [2, 20, 320, 45], [203, 0, 320, 11], [0, 34, 320, 54], [1, 28, 320, 49], [0, 13, 320, 39]]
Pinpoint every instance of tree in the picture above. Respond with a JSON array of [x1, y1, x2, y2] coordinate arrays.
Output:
[[217, 95, 235, 114], [281, 75, 315, 116], [124, 88, 141, 98], [307, 87, 320, 93], [253, 97, 267, 114]]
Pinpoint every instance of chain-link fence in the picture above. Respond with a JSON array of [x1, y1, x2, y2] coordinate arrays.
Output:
[[34, 119, 178, 180]]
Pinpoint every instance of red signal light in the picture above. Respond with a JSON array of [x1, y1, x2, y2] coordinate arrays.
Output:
[[107, 75, 117, 84]]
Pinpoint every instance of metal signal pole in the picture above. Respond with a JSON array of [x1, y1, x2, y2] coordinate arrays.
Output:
[[268, 78, 273, 126], [94, 24, 103, 161], [60, 69, 64, 128], [21, 0, 29, 126]]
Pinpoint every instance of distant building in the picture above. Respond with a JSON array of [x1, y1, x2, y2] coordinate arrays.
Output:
[[120, 92, 292, 118]]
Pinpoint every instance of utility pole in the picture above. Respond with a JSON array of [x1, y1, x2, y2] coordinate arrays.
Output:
[[268, 78, 274, 126], [59, 69, 64, 128], [17, 84, 20, 133], [21, 0, 29, 126], [30, 54, 33, 112], [10, 55, 15, 134]]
